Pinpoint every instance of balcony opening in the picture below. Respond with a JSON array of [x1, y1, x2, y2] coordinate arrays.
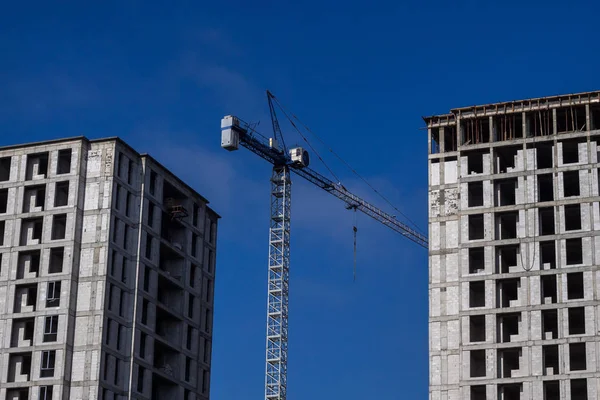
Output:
[[57, 149, 72, 174], [470, 349, 486, 377], [159, 242, 185, 281], [568, 307, 585, 335], [157, 273, 183, 314], [467, 151, 484, 174], [7, 352, 32, 382], [565, 204, 582, 231], [51, 214, 67, 240], [14, 284, 37, 313], [495, 146, 519, 173], [543, 381, 559, 400], [0, 156, 11, 181], [54, 181, 69, 207], [497, 312, 520, 343], [25, 152, 49, 180], [161, 211, 186, 252], [571, 379, 588, 400], [495, 113, 523, 141], [543, 344, 559, 375], [163, 180, 189, 222], [557, 106, 586, 133], [151, 372, 179, 399], [537, 174, 554, 202], [469, 281, 485, 308], [23, 185, 46, 213], [527, 109, 552, 137], [566, 238, 583, 265], [541, 275, 557, 304], [6, 388, 29, 400], [10, 317, 34, 347], [540, 241, 556, 270], [469, 247, 485, 274], [462, 117, 490, 145], [536, 143, 554, 168], [542, 309, 558, 340], [468, 182, 484, 207], [497, 278, 520, 308], [495, 211, 518, 240], [49, 247, 64, 274], [17, 250, 40, 279], [539, 207, 555, 236], [156, 307, 182, 346], [495, 178, 517, 206], [469, 315, 485, 342], [498, 348, 521, 378], [469, 214, 484, 240], [568, 272, 584, 300], [0, 188, 7, 213], [570, 343, 586, 371], [46, 281, 61, 308], [154, 332, 181, 376], [20, 217, 43, 246], [563, 171, 580, 197], [496, 245, 518, 273]]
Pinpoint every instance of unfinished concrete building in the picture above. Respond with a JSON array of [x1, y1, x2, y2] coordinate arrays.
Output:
[[0, 137, 219, 400], [425, 91, 600, 400]]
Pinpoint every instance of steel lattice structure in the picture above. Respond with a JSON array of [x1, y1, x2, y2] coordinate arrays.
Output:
[[221, 91, 428, 400], [265, 166, 291, 400]]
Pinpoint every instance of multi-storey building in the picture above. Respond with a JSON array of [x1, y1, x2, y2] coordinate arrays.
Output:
[[0, 137, 219, 400], [425, 91, 600, 400]]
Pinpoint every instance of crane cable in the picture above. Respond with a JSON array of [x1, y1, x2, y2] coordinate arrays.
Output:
[[270, 94, 426, 236], [353, 206, 358, 282]]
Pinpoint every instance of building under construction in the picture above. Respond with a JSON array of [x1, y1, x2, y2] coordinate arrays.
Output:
[[425, 91, 600, 400]]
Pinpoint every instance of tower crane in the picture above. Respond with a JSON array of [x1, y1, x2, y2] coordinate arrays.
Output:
[[220, 91, 428, 400]]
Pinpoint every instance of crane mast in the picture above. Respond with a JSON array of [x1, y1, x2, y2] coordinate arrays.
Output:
[[220, 93, 428, 400]]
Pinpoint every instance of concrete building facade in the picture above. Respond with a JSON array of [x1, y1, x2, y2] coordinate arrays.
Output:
[[0, 137, 218, 400], [425, 91, 600, 400]]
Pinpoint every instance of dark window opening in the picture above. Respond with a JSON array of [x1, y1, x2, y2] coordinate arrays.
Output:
[[46, 281, 61, 307], [470, 349, 486, 377], [145, 234, 153, 260], [190, 264, 197, 287], [0, 188, 7, 213], [469, 281, 485, 308], [49, 247, 64, 274], [0, 157, 11, 181], [536, 143, 553, 169], [527, 109, 553, 136], [444, 125, 458, 151], [17, 250, 40, 279], [43, 315, 58, 342], [498, 348, 521, 378], [147, 202, 155, 228], [567, 272, 584, 300], [495, 211, 518, 240], [562, 140, 581, 164], [125, 191, 131, 217], [25, 152, 49, 180], [191, 233, 198, 257], [497, 278, 519, 308], [469, 247, 485, 274], [23, 184, 46, 212], [540, 241, 556, 270], [497, 313, 519, 343], [566, 238, 583, 265], [143, 265, 151, 292], [496, 245, 518, 274], [462, 118, 490, 145], [187, 326, 193, 350], [543, 344, 559, 375], [51, 214, 67, 240], [544, 381, 560, 400], [557, 106, 586, 133], [469, 214, 484, 240], [563, 171, 580, 197], [193, 203, 199, 226], [149, 170, 157, 195], [542, 309, 558, 340], [467, 151, 484, 174], [20, 217, 43, 246], [592, 105, 600, 130], [538, 174, 554, 202], [431, 128, 440, 154], [494, 113, 523, 141], [470, 315, 485, 342], [539, 207, 555, 236], [571, 379, 588, 400], [541, 274, 557, 304], [141, 299, 149, 325], [40, 350, 56, 377], [570, 343, 586, 371], [0, 220, 4, 246], [565, 204, 582, 231], [185, 357, 191, 381], [54, 181, 69, 207], [137, 366, 145, 393], [568, 307, 585, 335], [127, 159, 133, 185], [495, 178, 517, 206], [495, 146, 519, 173], [57, 149, 72, 174], [140, 333, 147, 358], [468, 182, 483, 207], [471, 385, 486, 400]]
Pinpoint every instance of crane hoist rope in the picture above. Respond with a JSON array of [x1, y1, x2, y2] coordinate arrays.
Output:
[[220, 90, 428, 400]]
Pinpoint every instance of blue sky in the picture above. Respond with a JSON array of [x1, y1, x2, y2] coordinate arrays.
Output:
[[1, 1, 598, 398]]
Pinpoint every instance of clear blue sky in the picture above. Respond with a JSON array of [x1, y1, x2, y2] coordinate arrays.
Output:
[[1, 1, 598, 398]]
